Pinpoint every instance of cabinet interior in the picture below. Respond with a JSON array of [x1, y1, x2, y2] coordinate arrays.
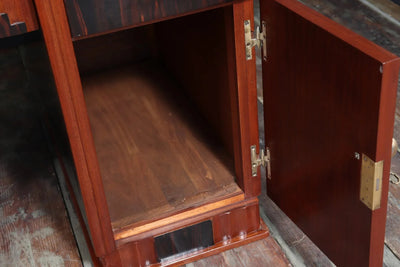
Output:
[[73, 6, 243, 234]]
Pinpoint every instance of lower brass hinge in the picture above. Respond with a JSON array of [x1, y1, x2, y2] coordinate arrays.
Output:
[[251, 145, 271, 179], [244, 20, 267, 61], [358, 153, 384, 211]]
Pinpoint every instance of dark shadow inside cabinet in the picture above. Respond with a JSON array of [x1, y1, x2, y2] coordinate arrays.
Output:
[[72, 6, 243, 235]]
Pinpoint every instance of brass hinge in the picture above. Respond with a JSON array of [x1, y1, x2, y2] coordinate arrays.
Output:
[[358, 153, 384, 211], [251, 145, 271, 179], [244, 20, 267, 61]]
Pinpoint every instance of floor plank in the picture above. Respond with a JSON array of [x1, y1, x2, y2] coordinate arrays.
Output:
[[0, 40, 82, 266], [188, 237, 291, 267]]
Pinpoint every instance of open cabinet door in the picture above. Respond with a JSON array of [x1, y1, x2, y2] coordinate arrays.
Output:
[[261, 0, 400, 266]]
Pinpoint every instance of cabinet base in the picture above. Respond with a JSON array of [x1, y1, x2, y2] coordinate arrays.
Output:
[[160, 221, 269, 266], [100, 200, 269, 266]]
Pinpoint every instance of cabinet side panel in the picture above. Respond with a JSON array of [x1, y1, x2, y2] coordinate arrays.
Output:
[[231, 0, 261, 198], [34, 0, 115, 257]]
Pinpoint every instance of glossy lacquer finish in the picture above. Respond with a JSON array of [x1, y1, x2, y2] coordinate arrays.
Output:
[[64, 0, 233, 38], [34, 0, 115, 258], [261, 0, 400, 266]]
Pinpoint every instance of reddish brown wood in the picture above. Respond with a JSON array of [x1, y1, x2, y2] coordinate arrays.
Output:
[[261, 0, 400, 266], [154, 3, 258, 201], [64, 0, 233, 38], [101, 238, 157, 266], [33, 0, 115, 258], [0, 13, 27, 38], [231, 0, 261, 198], [73, 25, 156, 74], [371, 55, 400, 266], [213, 201, 260, 243], [164, 223, 268, 267], [115, 198, 257, 247], [82, 62, 239, 231], [101, 198, 267, 266], [155, 6, 236, 160], [0, 0, 38, 35]]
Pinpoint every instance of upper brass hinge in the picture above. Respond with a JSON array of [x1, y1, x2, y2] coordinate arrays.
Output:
[[358, 153, 384, 211], [251, 145, 271, 179], [244, 20, 267, 61]]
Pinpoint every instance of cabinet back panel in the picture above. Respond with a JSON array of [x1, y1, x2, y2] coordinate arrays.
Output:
[[73, 25, 156, 75], [156, 7, 237, 170]]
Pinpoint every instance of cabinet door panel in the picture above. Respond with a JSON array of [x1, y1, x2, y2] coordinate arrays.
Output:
[[261, 0, 400, 266]]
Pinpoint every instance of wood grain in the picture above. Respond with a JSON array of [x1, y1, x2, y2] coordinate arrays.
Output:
[[155, 6, 236, 166], [0, 40, 81, 266], [259, 0, 400, 266], [231, 0, 261, 198], [261, 0, 400, 266], [156, 1, 261, 200], [188, 237, 290, 267], [64, 0, 233, 38], [82, 62, 240, 231], [34, 0, 115, 257], [0, 0, 38, 35], [114, 193, 244, 242]]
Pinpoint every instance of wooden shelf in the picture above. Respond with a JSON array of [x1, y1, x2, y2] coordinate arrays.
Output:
[[82, 61, 241, 232]]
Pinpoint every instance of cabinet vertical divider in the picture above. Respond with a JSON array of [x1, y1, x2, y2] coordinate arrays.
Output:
[[33, 0, 115, 258]]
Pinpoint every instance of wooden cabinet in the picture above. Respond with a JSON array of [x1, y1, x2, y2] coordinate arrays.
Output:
[[33, 0, 400, 266], [0, 0, 38, 38]]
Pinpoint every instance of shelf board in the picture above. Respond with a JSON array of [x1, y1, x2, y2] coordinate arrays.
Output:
[[82, 62, 240, 232]]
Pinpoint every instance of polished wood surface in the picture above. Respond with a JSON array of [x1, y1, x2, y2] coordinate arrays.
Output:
[[114, 193, 244, 242], [100, 198, 267, 266], [261, 0, 400, 266], [156, 7, 236, 164], [231, 0, 261, 198], [0, 0, 38, 37], [82, 62, 240, 232], [35, 0, 263, 263], [64, 0, 233, 38], [34, 0, 115, 257]]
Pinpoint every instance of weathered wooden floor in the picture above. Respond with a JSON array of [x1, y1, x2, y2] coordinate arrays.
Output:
[[0, 37, 81, 266], [1, 1, 400, 266]]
